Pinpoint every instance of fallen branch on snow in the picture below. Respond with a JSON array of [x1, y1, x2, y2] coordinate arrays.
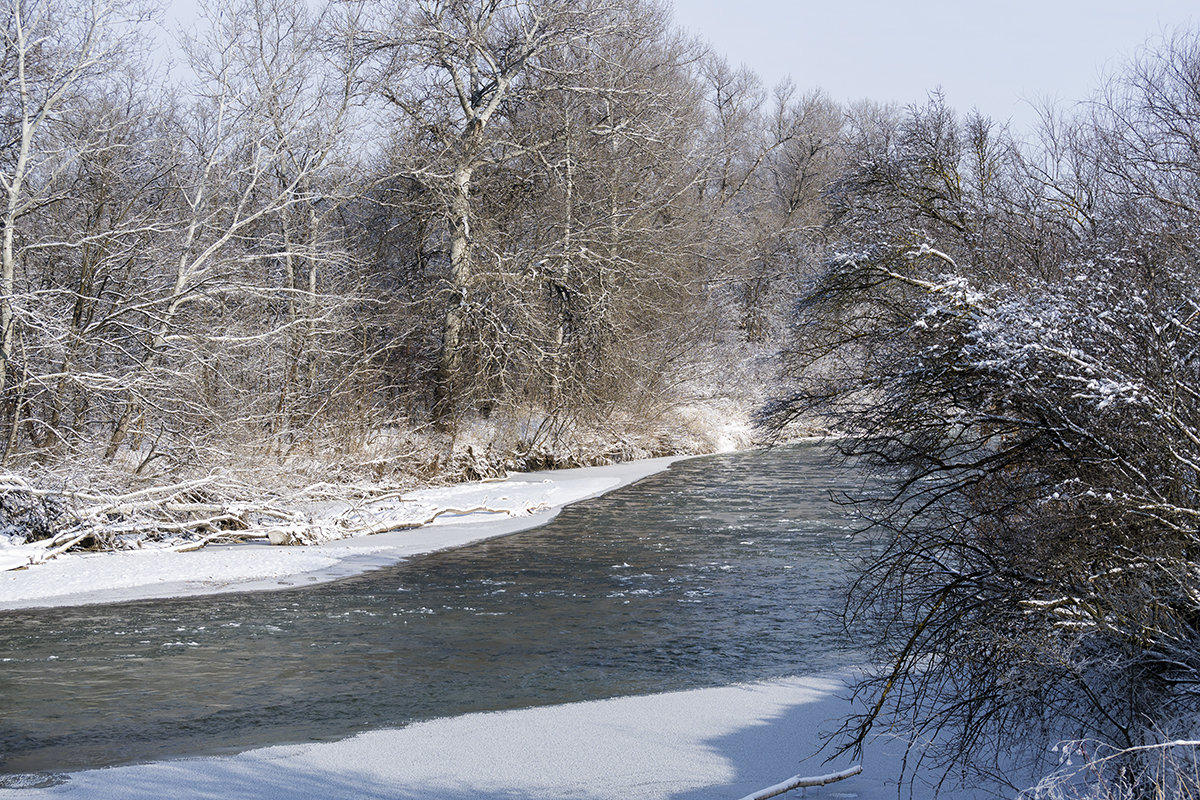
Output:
[[734, 765, 862, 800], [2, 472, 549, 566], [341, 505, 534, 537]]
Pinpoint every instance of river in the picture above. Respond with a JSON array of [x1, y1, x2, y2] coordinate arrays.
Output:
[[0, 444, 873, 777]]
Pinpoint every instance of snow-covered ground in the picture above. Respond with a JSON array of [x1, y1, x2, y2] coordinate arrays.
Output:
[[0, 674, 997, 800], [0, 455, 684, 610]]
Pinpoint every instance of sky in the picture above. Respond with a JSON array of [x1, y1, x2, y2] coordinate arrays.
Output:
[[669, 0, 1198, 135]]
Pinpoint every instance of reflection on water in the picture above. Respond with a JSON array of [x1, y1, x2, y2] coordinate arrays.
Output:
[[0, 444, 872, 775]]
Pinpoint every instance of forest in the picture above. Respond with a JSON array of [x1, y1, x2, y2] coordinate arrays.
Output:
[[0, 0, 840, 488], [3, 0, 1200, 796]]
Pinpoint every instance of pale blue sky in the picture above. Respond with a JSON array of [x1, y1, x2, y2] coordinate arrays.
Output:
[[671, 0, 1198, 133], [161, 0, 1198, 134]]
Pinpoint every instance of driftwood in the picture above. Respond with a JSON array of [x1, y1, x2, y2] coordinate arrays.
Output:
[[342, 505, 525, 537], [1, 476, 302, 566], [38, 530, 97, 561], [734, 765, 862, 800], [173, 530, 265, 552], [1, 469, 546, 567]]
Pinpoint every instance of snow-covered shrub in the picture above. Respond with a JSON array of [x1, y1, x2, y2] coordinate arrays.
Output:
[[1024, 739, 1200, 800], [765, 43, 1200, 797]]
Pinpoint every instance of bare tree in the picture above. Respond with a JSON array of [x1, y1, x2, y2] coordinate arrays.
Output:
[[0, 0, 141, 460], [99, 0, 370, 464], [370, 0, 649, 427]]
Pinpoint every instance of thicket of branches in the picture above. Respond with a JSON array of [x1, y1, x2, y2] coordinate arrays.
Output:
[[0, 0, 844, 497], [764, 33, 1200, 800]]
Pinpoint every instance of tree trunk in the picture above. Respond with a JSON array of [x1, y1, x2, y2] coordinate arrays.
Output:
[[433, 164, 474, 427]]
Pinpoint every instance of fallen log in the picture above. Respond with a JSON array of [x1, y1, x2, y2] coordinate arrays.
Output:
[[735, 765, 862, 800], [35, 530, 96, 563], [173, 530, 264, 553], [350, 505, 519, 536]]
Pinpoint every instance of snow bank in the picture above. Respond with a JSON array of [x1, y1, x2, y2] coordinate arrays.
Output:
[[0, 455, 685, 610], [0, 673, 994, 800]]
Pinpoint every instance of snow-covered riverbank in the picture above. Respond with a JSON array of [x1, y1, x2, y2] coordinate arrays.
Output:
[[0, 672, 995, 800], [0, 455, 685, 610]]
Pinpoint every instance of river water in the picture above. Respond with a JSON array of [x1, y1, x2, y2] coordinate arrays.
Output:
[[0, 444, 873, 777]]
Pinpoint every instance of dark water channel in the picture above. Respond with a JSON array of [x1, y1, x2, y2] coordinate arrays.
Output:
[[0, 444, 873, 777]]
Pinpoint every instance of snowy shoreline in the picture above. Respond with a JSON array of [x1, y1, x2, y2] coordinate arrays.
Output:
[[0, 674, 837, 799], [0, 454, 687, 611], [0, 672, 999, 800]]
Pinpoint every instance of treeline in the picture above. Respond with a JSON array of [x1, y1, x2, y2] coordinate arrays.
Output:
[[0, 0, 847, 483], [765, 31, 1200, 800]]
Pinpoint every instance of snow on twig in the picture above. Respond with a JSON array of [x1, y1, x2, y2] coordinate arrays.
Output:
[[734, 765, 863, 800]]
